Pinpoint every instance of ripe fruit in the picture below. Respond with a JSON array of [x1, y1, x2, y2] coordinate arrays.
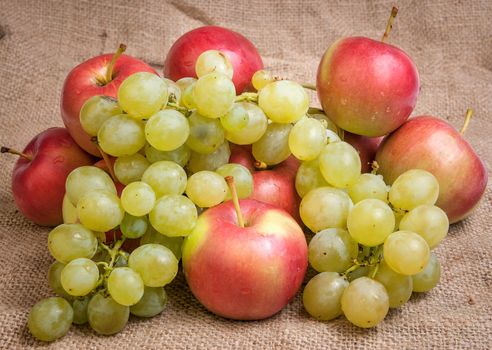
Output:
[[343, 132, 383, 173]]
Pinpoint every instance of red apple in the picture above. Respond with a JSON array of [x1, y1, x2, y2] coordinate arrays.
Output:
[[2, 127, 94, 226], [182, 198, 308, 320], [163, 26, 263, 93], [61, 47, 156, 156], [375, 115, 488, 223], [344, 132, 383, 173]]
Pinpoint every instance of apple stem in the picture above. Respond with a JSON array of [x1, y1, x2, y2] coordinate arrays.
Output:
[[301, 83, 317, 91], [381, 6, 399, 43], [1, 146, 32, 161], [225, 176, 245, 228], [460, 108, 474, 135], [105, 43, 127, 84]]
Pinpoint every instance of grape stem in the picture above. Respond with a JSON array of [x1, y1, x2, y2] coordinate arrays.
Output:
[[235, 92, 258, 103], [166, 101, 191, 116], [460, 108, 474, 135], [105, 43, 127, 84], [381, 6, 399, 43], [1, 146, 32, 161], [254, 160, 268, 170], [301, 83, 317, 91], [225, 176, 245, 228], [371, 161, 380, 175]]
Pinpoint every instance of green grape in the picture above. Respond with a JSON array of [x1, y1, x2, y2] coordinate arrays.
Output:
[[114, 251, 130, 267], [129, 244, 179, 287], [389, 169, 439, 211], [77, 190, 124, 232], [193, 72, 236, 118], [149, 195, 197, 236], [65, 166, 116, 206], [195, 50, 233, 78], [47, 261, 71, 299], [61, 258, 99, 296], [130, 287, 168, 317], [48, 223, 97, 263], [325, 129, 342, 143], [295, 159, 329, 197], [412, 253, 441, 292], [303, 272, 348, 321], [308, 228, 359, 273], [399, 205, 449, 248], [347, 199, 395, 247], [225, 102, 268, 144], [28, 297, 73, 342], [348, 173, 388, 204], [144, 143, 191, 166], [299, 187, 352, 232], [319, 141, 361, 188], [289, 117, 326, 161], [187, 141, 231, 173], [374, 260, 413, 308], [114, 153, 150, 185], [220, 103, 249, 132], [140, 226, 184, 260], [341, 277, 389, 328], [120, 213, 148, 239], [145, 110, 190, 151], [185, 171, 228, 208], [216, 163, 253, 200], [120, 181, 156, 216], [251, 70, 275, 90], [252, 123, 292, 165], [117, 72, 168, 119], [258, 80, 309, 123], [108, 267, 145, 306], [98, 114, 146, 157], [163, 78, 182, 103], [393, 209, 405, 230], [62, 194, 78, 224], [346, 266, 370, 282], [384, 231, 430, 275], [186, 111, 225, 154], [141, 160, 187, 197], [310, 113, 339, 133], [181, 83, 196, 109], [80, 95, 122, 136], [87, 293, 129, 335], [72, 297, 89, 325]]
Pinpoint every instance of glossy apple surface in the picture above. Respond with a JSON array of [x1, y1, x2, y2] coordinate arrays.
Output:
[[344, 132, 383, 173], [376, 116, 488, 223], [182, 199, 308, 320]]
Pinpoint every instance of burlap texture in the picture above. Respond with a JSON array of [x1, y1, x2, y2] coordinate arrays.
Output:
[[0, 0, 491, 348]]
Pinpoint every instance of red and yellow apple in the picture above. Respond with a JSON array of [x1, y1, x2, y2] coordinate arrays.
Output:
[[344, 132, 383, 173]]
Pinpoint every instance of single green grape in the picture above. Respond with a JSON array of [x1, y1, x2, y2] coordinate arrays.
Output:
[[141, 160, 187, 197], [220, 103, 249, 132], [258, 80, 309, 123], [72, 297, 90, 325], [399, 205, 449, 248], [185, 171, 228, 208], [412, 252, 441, 292], [77, 190, 124, 232], [303, 272, 348, 321], [48, 223, 97, 263], [384, 230, 430, 275], [98, 114, 146, 157], [120, 213, 148, 239], [62, 194, 78, 224], [120, 181, 156, 217], [145, 110, 190, 151], [252, 123, 292, 166], [87, 293, 129, 335], [28, 297, 73, 342], [129, 244, 179, 287], [140, 226, 184, 260], [65, 166, 116, 206], [149, 195, 198, 236], [289, 117, 326, 161], [144, 143, 191, 166], [187, 141, 230, 173], [186, 111, 225, 154], [310, 113, 339, 133], [389, 169, 439, 211], [251, 70, 275, 90], [61, 258, 99, 296], [181, 83, 196, 109], [319, 141, 361, 189], [130, 286, 168, 317], [79, 95, 122, 136], [295, 159, 329, 198], [195, 50, 233, 78], [216, 163, 253, 200], [176, 77, 197, 105], [374, 260, 413, 308], [225, 102, 268, 144], [114, 153, 150, 185], [348, 173, 388, 204], [108, 267, 145, 306], [47, 261, 71, 299], [193, 72, 236, 118]]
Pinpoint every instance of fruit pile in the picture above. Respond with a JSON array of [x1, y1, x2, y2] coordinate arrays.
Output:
[[2, 8, 487, 343]]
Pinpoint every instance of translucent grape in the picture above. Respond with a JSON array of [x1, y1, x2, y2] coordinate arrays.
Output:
[[187, 141, 231, 173], [319, 141, 361, 188], [62, 194, 78, 224], [303, 272, 348, 321], [185, 171, 228, 208], [374, 260, 413, 308], [65, 166, 116, 206], [176, 77, 196, 94], [47, 261, 71, 299], [193, 72, 236, 118], [258, 80, 309, 123], [114, 251, 129, 267], [114, 153, 150, 185], [348, 173, 388, 204], [130, 286, 168, 317], [216, 163, 253, 200], [80, 95, 122, 136], [220, 104, 249, 132], [252, 123, 292, 165], [108, 267, 145, 306], [28, 297, 73, 342], [299, 187, 352, 232], [310, 113, 339, 133], [325, 129, 342, 143], [72, 297, 89, 325], [412, 253, 441, 292], [341, 277, 389, 328], [251, 70, 275, 90], [140, 226, 184, 260], [195, 50, 233, 78], [61, 258, 99, 296], [399, 205, 449, 248], [98, 114, 146, 157], [77, 190, 124, 232], [120, 181, 156, 216], [347, 199, 395, 247], [295, 159, 329, 197], [186, 111, 225, 154], [384, 231, 430, 275], [48, 223, 97, 263], [225, 102, 268, 144], [163, 78, 182, 103], [87, 293, 129, 335], [308, 228, 359, 273], [181, 83, 196, 109], [117, 72, 168, 119], [145, 143, 191, 166], [289, 117, 326, 161], [149, 195, 198, 236], [129, 244, 179, 287], [120, 213, 148, 239], [141, 160, 187, 197], [145, 110, 190, 151], [389, 169, 439, 211]]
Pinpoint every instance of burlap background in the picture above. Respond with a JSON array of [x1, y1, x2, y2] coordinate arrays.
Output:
[[0, 0, 491, 348]]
